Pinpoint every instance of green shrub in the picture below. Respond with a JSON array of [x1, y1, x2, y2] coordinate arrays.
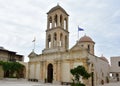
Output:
[[70, 65, 91, 86]]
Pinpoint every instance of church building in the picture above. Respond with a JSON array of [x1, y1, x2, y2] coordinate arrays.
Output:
[[28, 5, 110, 86]]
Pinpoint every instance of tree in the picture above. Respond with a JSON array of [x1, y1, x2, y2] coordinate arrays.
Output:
[[70, 65, 91, 86], [0, 61, 24, 78]]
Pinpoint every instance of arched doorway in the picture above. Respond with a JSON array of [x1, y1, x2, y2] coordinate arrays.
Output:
[[47, 63, 53, 83], [91, 72, 94, 86]]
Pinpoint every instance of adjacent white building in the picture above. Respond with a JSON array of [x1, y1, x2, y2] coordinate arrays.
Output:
[[110, 56, 120, 81]]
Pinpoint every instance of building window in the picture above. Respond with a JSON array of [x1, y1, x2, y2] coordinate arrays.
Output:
[[116, 73, 119, 77], [118, 61, 120, 67], [88, 45, 90, 52], [49, 17, 52, 29]]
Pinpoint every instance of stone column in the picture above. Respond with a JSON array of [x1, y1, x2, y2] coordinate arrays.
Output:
[[57, 32, 60, 47], [66, 17, 68, 31], [46, 34, 48, 48], [40, 61, 44, 81], [62, 17, 65, 29], [47, 16, 49, 29], [34, 63, 36, 78], [57, 14, 60, 26], [53, 61, 57, 81], [52, 16, 54, 28], [51, 34, 53, 48], [57, 61, 62, 82]]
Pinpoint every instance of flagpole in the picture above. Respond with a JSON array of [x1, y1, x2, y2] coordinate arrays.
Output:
[[32, 37, 36, 51], [33, 40, 35, 51], [77, 26, 84, 41], [78, 25, 79, 41], [78, 29, 79, 41]]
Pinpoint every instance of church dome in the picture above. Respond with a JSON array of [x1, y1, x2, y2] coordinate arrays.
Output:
[[47, 4, 69, 15], [100, 55, 109, 63], [79, 35, 95, 43]]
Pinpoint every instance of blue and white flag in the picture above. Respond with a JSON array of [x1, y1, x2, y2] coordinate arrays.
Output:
[[78, 26, 84, 31]]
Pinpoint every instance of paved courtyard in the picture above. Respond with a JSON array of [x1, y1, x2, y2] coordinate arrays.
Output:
[[0, 79, 64, 86], [0, 79, 120, 86], [98, 82, 120, 86]]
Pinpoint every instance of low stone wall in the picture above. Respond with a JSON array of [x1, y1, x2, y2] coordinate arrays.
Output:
[[0, 65, 4, 79]]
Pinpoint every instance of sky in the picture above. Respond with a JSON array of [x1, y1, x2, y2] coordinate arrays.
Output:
[[0, 0, 120, 62]]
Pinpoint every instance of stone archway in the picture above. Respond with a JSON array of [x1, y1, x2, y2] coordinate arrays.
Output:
[[47, 63, 53, 83]]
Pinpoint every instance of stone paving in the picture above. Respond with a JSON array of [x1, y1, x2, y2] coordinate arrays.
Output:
[[0, 79, 120, 86], [0, 79, 65, 86], [98, 82, 120, 86]]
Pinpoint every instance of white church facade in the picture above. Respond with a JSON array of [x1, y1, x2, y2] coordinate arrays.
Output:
[[28, 5, 110, 86]]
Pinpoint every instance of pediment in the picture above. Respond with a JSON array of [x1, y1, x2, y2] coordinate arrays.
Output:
[[28, 51, 37, 57], [70, 44, 85, 51]]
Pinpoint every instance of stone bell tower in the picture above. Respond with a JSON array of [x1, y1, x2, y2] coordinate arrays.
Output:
[[42, 4, 69, 54]]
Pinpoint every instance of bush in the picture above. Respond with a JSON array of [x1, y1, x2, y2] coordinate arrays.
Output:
[[70, 65, 91, 86], [0, 61, 24, 78]]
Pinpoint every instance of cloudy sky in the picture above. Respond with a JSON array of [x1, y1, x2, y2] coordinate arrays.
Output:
[[0, 0, 120, 62]]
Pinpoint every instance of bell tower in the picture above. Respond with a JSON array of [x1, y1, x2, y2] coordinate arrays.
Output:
[[42, 4, 69, 54]]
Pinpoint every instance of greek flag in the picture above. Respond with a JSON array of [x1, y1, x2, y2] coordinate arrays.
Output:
[[78, 26, 84, 31]]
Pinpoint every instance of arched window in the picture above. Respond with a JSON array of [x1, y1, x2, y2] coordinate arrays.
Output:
[[65, 35, 67, 49], [116, 73, 119, 77], [54, 33, 57, 41], [88, 45, 90, 52], [49, 17, 52, 29], [64, 18, 67, 30], [60, 33, 63, 46], [60, 15, 62, 27], [48, 34, 51, 48], [81, 45, 84, 47], [53, 33, 57, 47], [54, 15, 57, 27]]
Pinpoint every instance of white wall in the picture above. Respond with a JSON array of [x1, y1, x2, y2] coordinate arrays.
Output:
[[61, 62, 70, 82], [29, 64, 34, 79], [111, 57, 120, 72], [73, 62, 83, 68], [35, 64, 40, 80], [88, 55, 110, 85]]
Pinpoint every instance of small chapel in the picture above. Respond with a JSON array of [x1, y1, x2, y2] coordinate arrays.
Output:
[[28, 4, 110, 86]]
